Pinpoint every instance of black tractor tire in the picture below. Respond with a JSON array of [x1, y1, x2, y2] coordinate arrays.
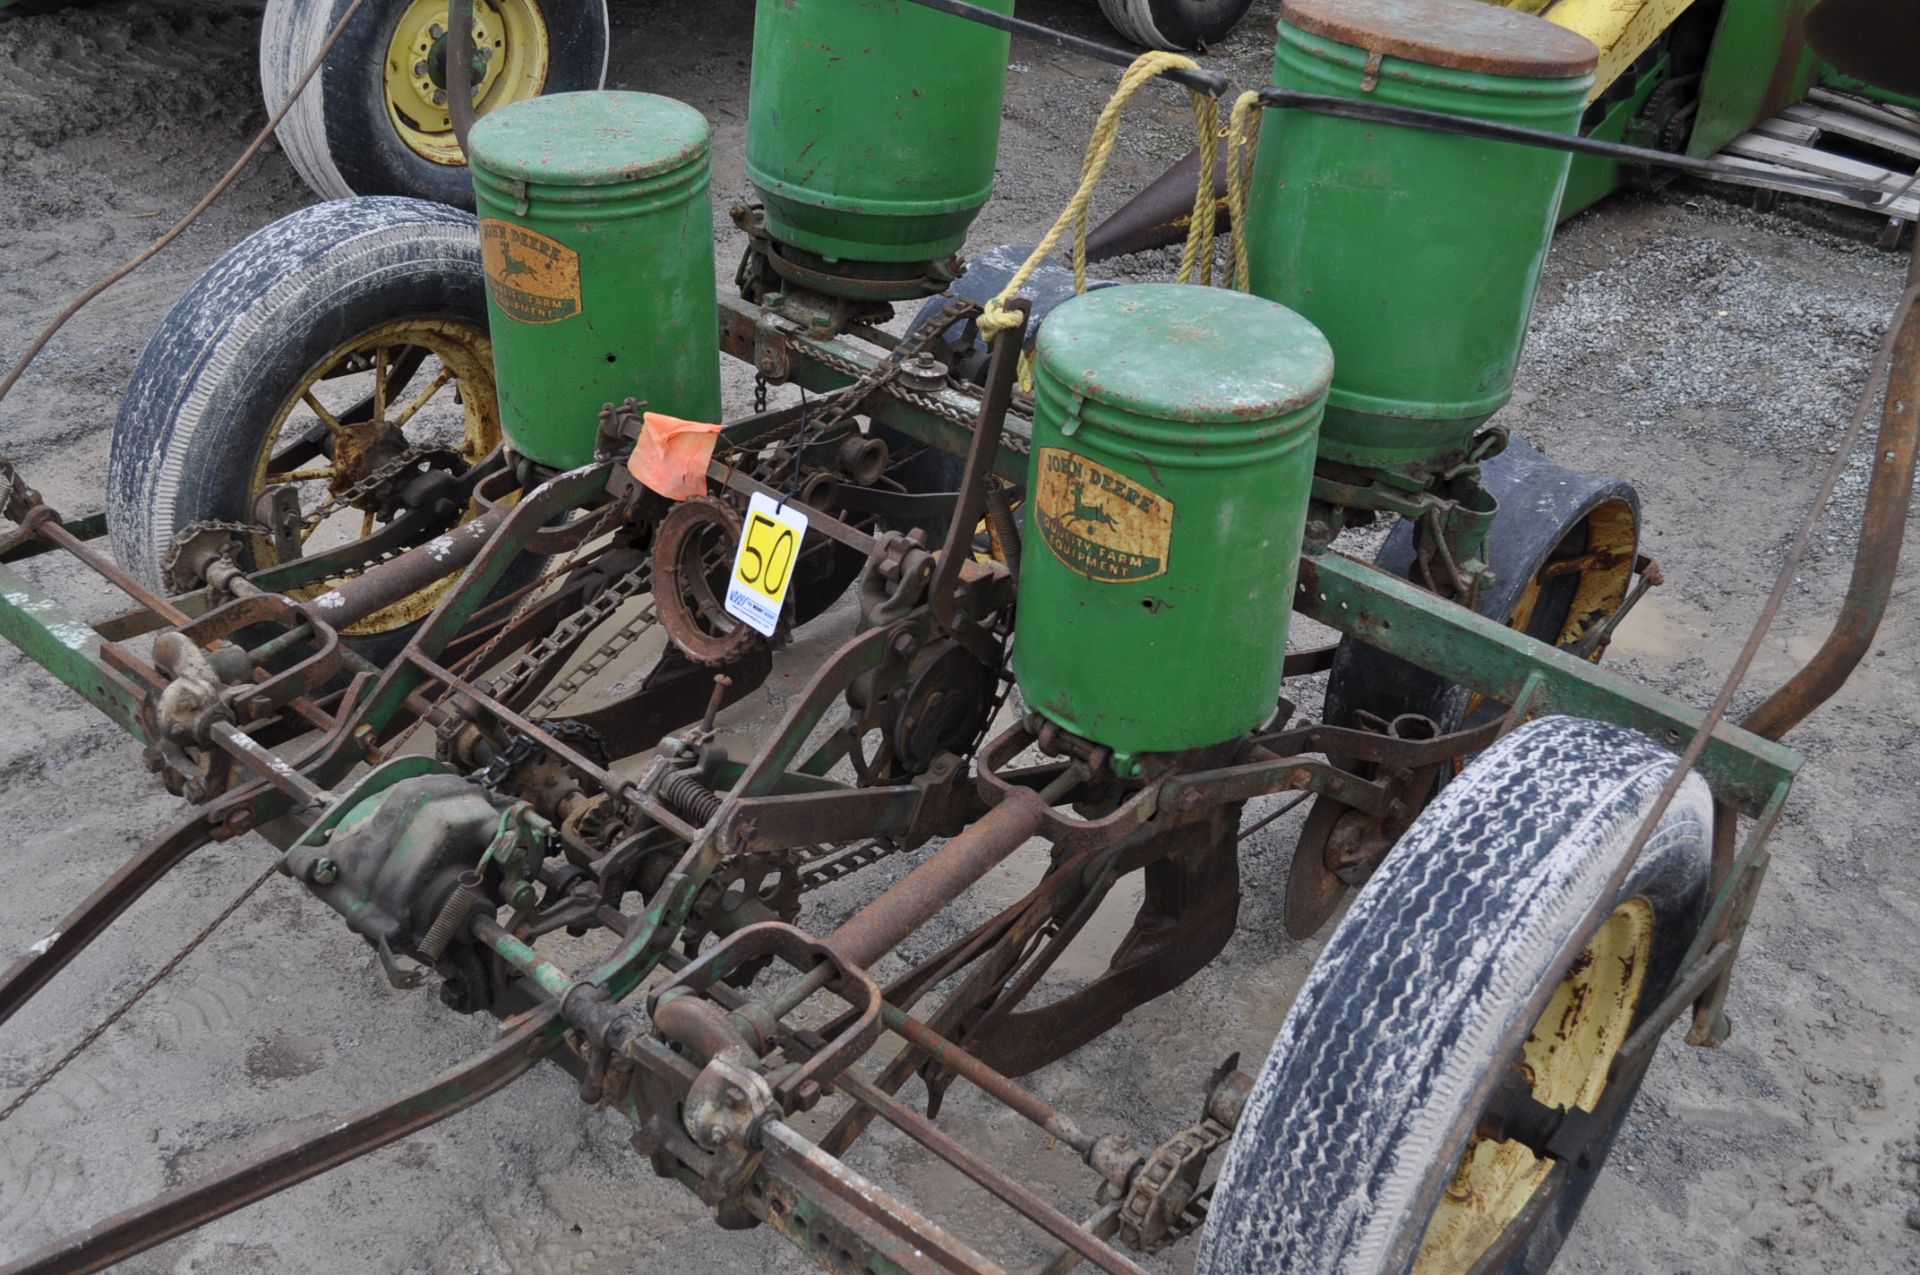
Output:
[[1097, 0, 1256, 50], [261, 0, 609, 206], [108, 197, 522, 664], [1199, 716, 1714, 1275], [1323, 437, 1641, 745]]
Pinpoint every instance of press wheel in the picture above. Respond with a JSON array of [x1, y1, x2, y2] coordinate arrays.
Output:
[[1202, 717, 1713, 1274]]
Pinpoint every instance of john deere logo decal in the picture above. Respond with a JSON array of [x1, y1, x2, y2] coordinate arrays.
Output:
[[1034, 447, 1173, 583], [480, 220, 582, 324]]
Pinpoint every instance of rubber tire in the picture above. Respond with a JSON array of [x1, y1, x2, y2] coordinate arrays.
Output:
[[108, 197, 514, 663], [1198, 716, 1713, 1275], [261, 0, 609, 206], [1096, 0, 1255, 50]]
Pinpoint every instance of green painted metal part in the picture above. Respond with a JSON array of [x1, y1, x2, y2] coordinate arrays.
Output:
[[0, 558, 148, 740], [1013, 285, 1332, 766], [1692, 0, 1920, 159], [744, 0, 1013, 270], [1241, 5, 1595, 479], [1294, 550, 1801, 813], [469, 91, 723, 471], [1559, 50, 1671, 219]]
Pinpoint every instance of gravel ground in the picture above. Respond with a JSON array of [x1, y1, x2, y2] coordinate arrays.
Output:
[[1, 1, 1917, 1273]]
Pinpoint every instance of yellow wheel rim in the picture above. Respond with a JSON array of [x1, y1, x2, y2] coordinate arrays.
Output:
[[383, 0, 550, 166], [1456, 499, 1639, 764], [250, 318, 500, 636], [1413, 898, 1654, 1273]]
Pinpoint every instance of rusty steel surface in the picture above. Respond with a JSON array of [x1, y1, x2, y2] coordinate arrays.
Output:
[[1278, 0, 1600, 79], [2, 27, 1911, 1266], [1742, 265, 1919, 740], [0, 1007, 562, 1275]]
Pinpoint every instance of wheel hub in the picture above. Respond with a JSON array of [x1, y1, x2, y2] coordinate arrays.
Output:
[[382, 0, 550, 165]]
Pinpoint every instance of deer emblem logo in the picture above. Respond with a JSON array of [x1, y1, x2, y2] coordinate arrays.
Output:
[[499, 244, 538, 282], [1068, 482, 1118, 531]]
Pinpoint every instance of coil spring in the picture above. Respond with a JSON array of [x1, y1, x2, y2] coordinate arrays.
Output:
[[418, 870, 485, 964], [661, 771, 723, 825]]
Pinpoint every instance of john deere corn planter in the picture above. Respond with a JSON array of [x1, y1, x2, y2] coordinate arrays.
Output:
[[1, 0, 1912, 1271]]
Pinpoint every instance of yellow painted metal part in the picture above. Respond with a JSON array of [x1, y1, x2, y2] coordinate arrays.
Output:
[[1491, 0, 1701, 98], [383, 0, 550, 166], [1413, 898, 1655, 1272], [1454, 497, 1638, 766], [250, 317, 501, 636]]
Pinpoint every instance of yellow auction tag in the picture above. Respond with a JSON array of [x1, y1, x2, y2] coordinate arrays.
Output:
[[724, 491, 809, 637]]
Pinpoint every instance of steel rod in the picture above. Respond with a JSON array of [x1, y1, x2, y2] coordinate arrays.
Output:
[[1257, 88, 1889, 209], [0, 812, 216, 1028], [880, 1002, 1097, 1155], [835, 1069, 1151, 1275], [0, 1007, 559, 1275], [759, 1119, 1010, 1274], [1743, 252, 1920, 739], [898, 0, 1228, 98], [35, 519, 191, 627]]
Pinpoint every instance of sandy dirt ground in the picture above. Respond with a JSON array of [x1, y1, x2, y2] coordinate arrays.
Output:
[[1, 1, 1918, 1272]]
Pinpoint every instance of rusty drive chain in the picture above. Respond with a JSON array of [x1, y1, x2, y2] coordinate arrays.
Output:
[[1116, 1113, 1232, 1252], [160, 443, 463, 590]]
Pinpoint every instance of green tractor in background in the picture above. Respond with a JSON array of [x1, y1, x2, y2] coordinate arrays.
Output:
[[0, 0, 1909, 208]]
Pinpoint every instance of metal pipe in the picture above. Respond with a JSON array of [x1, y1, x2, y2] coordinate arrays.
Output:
[[316, 502, 511, 629], [827, 786, 1051, 970], [653, 992, 757, 1062], [897, 0, 1229, 99], [1742, 253, 1920, 740]]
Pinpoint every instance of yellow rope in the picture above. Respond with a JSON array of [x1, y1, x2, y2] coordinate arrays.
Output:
[[1174, 91, 1221, 287], [1224, 90, 1265, 294], [977, 51, 1223, 386]]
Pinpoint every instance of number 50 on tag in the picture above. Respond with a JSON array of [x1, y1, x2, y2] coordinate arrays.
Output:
[[725, 492, 808, 637]]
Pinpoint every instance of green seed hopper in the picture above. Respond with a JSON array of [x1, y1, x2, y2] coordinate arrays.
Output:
[[0, 1, 1911, 1273]]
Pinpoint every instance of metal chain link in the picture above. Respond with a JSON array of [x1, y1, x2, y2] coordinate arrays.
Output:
[[796, 837, 905, 891], [159, 443, 460, 588], [1117, 1115, 1232, 1251], [532, 596, 660, 719], [0, 858, 279, 1125], [481, 559, 654, 711]]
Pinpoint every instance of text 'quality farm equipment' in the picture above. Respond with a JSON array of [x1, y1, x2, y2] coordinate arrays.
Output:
[[1, 0, 1914, 1272]]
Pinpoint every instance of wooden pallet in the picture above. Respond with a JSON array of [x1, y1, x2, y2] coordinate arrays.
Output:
[[1714, 88, 1919, 247]]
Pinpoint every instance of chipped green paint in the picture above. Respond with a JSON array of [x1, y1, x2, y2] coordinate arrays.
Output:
[[469, 91, 723, 470], [0, 561, 146, 740], [1014, 285, 1331, 765], [745, 0, 1013, 268], [1241, 9, 1594, 478]]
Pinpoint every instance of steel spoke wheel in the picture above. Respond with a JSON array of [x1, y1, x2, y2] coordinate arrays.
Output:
[[109, 197, 535, 662], [248, 318, 500, 636]]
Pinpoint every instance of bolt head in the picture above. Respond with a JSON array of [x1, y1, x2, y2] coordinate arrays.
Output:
[[310, 858, 339, 886]]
